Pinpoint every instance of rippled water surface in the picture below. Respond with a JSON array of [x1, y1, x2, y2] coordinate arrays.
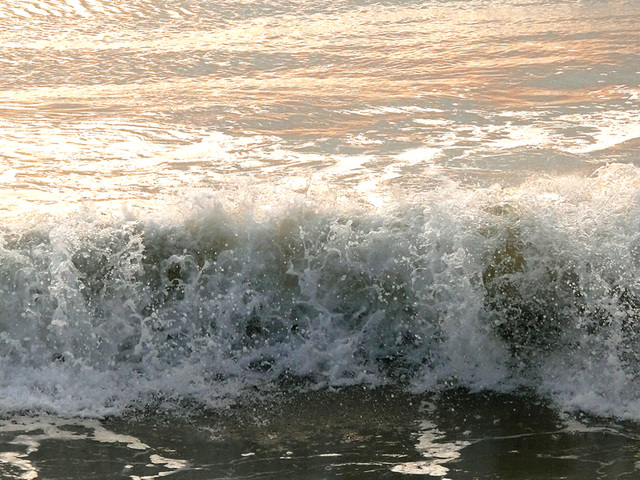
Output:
[[2, 0, 639, 213]]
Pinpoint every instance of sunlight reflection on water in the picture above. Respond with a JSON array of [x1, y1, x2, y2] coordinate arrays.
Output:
[[0, 0, 639, 213]]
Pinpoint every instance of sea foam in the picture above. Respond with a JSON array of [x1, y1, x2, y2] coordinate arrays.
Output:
[[1, 163, 640, 419]]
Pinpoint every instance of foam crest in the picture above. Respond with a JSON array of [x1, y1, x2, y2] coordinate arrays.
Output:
[[1, 164, 640, 418]]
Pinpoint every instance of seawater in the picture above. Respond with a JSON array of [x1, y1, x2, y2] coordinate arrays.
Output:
[[2, 0, 640, 477]]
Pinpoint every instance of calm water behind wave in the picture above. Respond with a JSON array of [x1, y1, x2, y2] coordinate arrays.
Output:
[[1, 0, 639, 213]]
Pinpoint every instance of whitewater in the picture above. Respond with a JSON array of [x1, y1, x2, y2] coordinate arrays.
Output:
[[3, 165, 640, 419]]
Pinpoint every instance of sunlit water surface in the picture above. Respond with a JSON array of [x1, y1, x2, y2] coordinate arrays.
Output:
[[1, 0, 639, 214]]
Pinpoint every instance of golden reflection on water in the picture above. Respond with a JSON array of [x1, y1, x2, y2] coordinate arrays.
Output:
[[0, 0, 639, 212], [1, 0, 637, 107]]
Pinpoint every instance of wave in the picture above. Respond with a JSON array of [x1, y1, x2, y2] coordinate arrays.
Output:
[[1, 163, 640, 419]]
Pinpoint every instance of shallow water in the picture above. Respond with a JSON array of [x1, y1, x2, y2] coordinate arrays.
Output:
[[2, 389, 640, 479]]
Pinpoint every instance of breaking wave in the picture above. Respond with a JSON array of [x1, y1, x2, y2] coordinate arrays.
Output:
[[2, 163, 640, 419]]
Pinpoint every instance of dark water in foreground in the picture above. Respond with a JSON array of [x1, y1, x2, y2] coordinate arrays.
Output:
[[2, 389, 640, 479]]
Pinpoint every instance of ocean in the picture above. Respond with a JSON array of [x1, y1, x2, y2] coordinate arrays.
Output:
[[2, 0, 640, 478]]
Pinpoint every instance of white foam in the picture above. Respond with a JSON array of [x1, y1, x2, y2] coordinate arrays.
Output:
[[0, 417, 188, 480], [0, 165, 639, 419], [392, 421, 469, 477]]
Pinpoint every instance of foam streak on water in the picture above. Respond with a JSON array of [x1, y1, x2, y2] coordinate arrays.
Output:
[[0, 416, 187, 479]]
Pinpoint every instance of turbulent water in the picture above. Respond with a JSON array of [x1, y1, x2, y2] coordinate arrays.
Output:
[[1, 0, 640, 420]]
